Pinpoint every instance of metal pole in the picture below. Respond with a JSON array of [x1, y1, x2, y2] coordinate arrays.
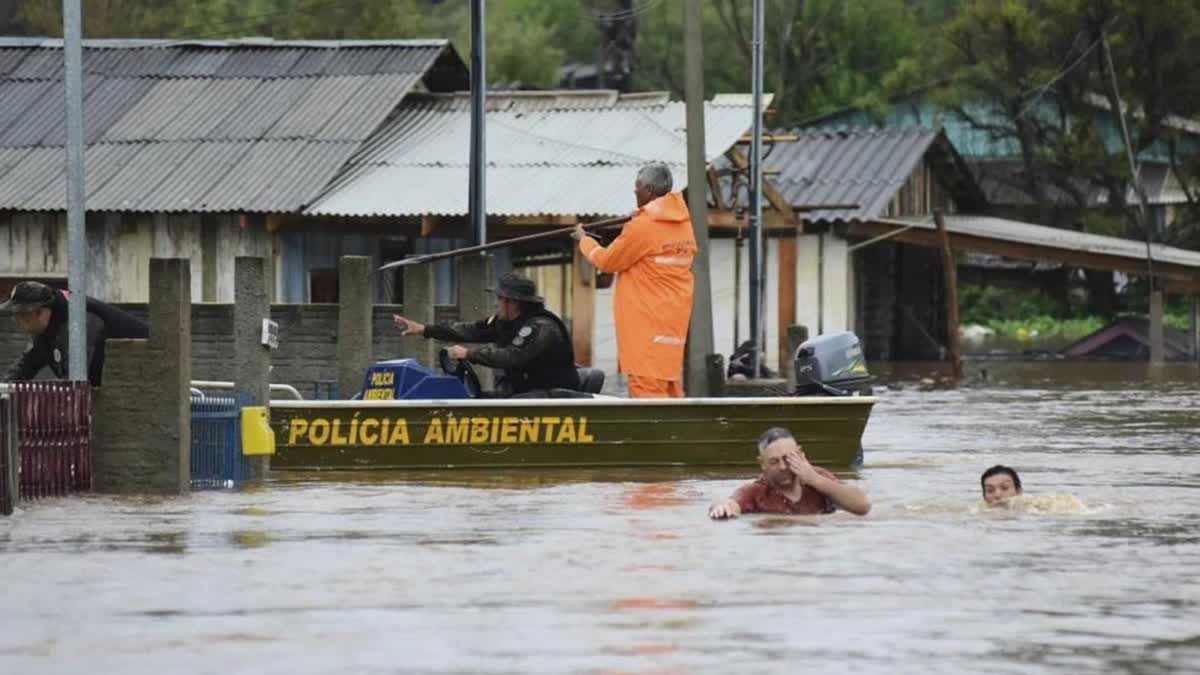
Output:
[[684, 0, 715, 396], [468, 0, 487, 247], [64, 0, 87, 381], [748, 0, 765, 378]]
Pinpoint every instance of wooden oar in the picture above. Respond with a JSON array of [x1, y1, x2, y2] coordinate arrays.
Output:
[[375, 215, 629, 273]]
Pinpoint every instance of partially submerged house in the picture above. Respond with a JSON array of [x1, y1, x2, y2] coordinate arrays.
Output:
[[728, 126, 1200, 364], [1062, 317, 1193, 361]]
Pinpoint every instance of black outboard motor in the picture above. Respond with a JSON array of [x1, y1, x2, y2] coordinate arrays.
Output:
[[793, 331, 872, 396]]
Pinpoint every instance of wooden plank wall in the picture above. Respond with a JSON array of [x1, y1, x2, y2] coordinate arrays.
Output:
[[0, 211, 269, 303]]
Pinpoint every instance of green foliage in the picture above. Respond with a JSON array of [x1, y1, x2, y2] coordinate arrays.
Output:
[[959, 284, 1060, 325], [982, 316, 1104, 342]]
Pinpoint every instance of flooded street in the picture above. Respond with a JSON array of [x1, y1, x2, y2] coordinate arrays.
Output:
[[3, 362, 1199, 674]]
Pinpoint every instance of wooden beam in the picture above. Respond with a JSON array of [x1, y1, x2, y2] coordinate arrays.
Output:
[[725, 147, 799, 225], [736, 134, 800, 143], [571, 246, 595, 367], [420, 215, 438, 237], [707, 209, 794, 230], [933, 211, 963, 379], [851, 220, 1200, 289], [777, 234, 797, 378]]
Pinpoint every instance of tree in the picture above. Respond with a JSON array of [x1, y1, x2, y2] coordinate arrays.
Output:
[[631, 0, 934, 124], [918, 0, 1200, 312]]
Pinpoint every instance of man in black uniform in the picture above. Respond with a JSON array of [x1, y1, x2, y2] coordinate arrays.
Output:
[[1, 281, 150, 387], [392, 272, 580, 397]]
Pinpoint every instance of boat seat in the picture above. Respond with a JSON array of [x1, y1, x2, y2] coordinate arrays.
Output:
[[576, 367, 605, 394]]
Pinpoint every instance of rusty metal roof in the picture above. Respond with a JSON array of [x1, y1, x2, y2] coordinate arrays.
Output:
[[0, 38, 466, 213], [306, 91, 770, 217]]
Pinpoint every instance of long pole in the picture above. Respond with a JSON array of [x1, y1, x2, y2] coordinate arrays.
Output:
[[468, 0, 487, 247], [376, 216, 627, 273], [683, 0, 715, 396], [748, 0, 765, 378], [64, 0, 86, 381]]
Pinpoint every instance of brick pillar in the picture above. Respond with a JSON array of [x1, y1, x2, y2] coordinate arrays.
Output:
[[337, 256, 372, 398]]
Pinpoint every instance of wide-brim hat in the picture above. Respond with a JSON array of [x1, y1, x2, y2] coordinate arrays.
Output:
[[487, 272, 544, 304], [0, 281, 56, 314]]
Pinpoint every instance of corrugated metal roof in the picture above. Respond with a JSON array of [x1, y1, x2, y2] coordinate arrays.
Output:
[[100, 78, 210, 142], [766, 126, 942, 223], [0, 39, 465, 213], [9, 49, 62, 80], [213, 48, 304, 78], [0, 49, 29, 77], [206, 77, 310, 140], [0, 147, 62, 208], [307, 93, 765, 217], [0, 81, 66, 147], [160, 49, 231, 77], [885, 214, 1200, 269], [0, 80, 55, 137], [25, 143, 144, 210]]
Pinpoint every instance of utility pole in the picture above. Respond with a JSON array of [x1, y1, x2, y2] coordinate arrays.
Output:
[[468, 0, 486, 247], [1102, 30, 1162, 363], [63, 0, 87, 381], [683, 0, 714, 396], [748, 0, 765, 378]]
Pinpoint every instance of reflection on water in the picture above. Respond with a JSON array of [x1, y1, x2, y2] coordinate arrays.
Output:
[[1, 361, 1198, 673]]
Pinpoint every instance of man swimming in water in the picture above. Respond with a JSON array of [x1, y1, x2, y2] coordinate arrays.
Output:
[[708, 427, 871, 519], [980, 465, 1023, 506]]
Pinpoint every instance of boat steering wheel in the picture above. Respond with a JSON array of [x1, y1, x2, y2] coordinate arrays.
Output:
[[438, 348, 483, 398]]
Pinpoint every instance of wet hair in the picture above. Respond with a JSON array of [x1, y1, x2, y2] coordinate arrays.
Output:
[[635, 162, 673, 196], [757, 426, 794, 454], [980, 465, 1022, 495]]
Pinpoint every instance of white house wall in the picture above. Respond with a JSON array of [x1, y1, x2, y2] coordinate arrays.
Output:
[[796, 233, 853, 338]]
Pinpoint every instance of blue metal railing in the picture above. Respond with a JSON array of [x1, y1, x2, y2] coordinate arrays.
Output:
[[190, 394, 250, 489]]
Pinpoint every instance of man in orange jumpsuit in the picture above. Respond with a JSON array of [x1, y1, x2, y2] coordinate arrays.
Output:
[[573, 162, 697, 398]]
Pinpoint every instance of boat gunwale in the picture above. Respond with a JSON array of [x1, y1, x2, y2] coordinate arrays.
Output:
[[270, 396, 879, 410]]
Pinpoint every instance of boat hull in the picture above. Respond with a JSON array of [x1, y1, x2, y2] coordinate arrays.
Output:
[[269, 396, 875, 470]]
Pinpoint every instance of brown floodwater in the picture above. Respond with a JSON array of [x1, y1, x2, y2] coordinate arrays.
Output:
[[2, 361, 1198, 674]]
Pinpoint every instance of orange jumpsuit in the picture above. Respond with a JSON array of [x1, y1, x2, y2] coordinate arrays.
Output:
[[578, 191, 697, 398]]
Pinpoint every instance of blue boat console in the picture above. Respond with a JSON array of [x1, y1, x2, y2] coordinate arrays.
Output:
[[357, 359, 470, 400]]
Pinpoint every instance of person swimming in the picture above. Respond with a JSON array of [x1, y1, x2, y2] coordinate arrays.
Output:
[[980, 465, 1022, 506]]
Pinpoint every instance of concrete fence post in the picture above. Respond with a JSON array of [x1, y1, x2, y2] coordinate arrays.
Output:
[[402, 262, 437, 368], [457, 254, 494, 390], [337, 256, 373, 399], [234, 256, 270, 480], [94, 258, 191, 495]]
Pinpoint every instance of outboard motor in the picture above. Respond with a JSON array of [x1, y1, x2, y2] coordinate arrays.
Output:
[[793, 331, 872, 396]]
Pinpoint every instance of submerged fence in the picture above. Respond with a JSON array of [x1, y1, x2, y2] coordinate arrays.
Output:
[[190, 393, 250, 489], [0, 382, 94, 515]]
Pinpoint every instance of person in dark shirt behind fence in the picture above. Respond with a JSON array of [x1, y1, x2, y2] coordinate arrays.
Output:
[[1, 281, 149, 387], [709, 427, 871, 519]]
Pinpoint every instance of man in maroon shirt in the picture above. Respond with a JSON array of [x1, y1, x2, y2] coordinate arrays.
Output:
[[709, 427, 871, 519]]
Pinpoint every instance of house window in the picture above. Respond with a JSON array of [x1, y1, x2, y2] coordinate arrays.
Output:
[[309, 269, 339, 303]]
